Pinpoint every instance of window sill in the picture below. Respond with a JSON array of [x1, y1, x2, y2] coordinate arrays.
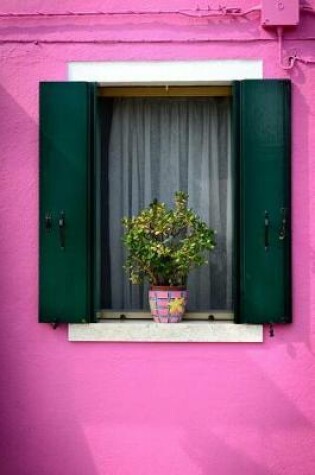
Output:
[[68, 321, 263, 343]]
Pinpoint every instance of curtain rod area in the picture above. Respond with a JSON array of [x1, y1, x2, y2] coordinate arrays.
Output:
[[98, 86, 232, 97]]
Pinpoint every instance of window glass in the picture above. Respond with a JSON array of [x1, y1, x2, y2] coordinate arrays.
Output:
[[100, 97, 232, 311]]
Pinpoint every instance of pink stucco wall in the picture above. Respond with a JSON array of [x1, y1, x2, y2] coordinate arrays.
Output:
[[1, 1, 315, 474]]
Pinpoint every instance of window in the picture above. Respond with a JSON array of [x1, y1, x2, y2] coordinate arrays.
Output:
[[39, 79, 291, 328]]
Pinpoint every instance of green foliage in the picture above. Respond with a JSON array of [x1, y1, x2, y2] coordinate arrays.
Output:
[[122, 191, 216, 286]]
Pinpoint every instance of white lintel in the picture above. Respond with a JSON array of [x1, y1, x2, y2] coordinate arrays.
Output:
[[68, 60, 263, 85]]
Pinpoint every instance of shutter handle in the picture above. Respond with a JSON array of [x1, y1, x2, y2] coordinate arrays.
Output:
[[58, 211, 66, 250], [45, 213, 52, 230], [279, 208, 287, 241], [264, 211, 269, 251]]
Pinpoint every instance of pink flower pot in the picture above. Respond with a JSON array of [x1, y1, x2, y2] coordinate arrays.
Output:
[[149, 287, 188, 323]]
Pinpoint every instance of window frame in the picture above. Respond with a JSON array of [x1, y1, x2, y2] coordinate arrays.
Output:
[[99, 84, 233, 321]]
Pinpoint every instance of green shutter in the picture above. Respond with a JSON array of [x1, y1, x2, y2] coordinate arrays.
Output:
[[39, 82, 99, 324], [234, 80, 291, 324]]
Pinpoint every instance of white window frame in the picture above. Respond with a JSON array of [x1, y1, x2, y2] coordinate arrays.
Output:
[[68, 59, 263, 343]]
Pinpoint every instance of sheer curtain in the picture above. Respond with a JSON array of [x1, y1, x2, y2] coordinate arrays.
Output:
[[102, 97, 232, 311]]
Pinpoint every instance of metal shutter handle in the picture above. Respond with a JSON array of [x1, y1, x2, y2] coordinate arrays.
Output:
[[45, 213, 52, 230], [58, 211, 66, 250], [279, 208, 287, 241], [264, 210, 269, 251]]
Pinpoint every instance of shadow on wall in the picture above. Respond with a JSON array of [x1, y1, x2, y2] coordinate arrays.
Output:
[[0, 85, 99, 475], [181, 430, 274, 475], [70, 344, 315, 474], [284, 68, 313, 350]]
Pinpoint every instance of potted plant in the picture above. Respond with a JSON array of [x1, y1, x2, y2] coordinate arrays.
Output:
[[122, 192, 216, 323]]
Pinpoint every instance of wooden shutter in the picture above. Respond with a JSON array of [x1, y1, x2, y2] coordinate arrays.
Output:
[[39, 82, 99, 324], [234, 80, 291, 324]]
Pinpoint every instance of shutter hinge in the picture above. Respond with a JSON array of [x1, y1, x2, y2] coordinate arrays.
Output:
[[51, 319, 59, 330], [269, 323, 275, 337]]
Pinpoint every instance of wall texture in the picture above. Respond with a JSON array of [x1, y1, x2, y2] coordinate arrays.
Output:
[[1, 1, 315, 474]]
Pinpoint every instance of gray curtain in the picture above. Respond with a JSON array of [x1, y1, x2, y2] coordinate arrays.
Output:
[[105, 97, 232, 311]]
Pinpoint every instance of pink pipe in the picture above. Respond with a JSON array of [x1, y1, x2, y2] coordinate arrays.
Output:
[[277, 27, 297, 70], [0, 6, 261, 19], [277, 27, 315, 70]]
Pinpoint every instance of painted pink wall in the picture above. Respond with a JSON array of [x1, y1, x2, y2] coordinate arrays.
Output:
[[1, 1, 315, 474]]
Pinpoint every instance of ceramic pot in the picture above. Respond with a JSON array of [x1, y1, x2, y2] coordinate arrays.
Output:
[[149, 286, 188, 323]]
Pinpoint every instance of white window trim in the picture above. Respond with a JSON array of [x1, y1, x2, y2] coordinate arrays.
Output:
[[68, 59, 263, 343], [69, 321, 263, 343], [68, 60, 262, 85]]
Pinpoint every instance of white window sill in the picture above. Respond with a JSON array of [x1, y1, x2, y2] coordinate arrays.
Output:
[[68, 321, 263, 343]]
